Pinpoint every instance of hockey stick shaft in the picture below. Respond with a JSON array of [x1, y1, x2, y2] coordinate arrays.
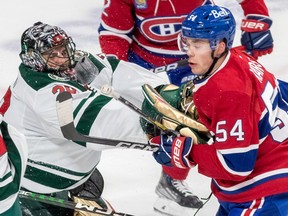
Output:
[[100, 86, 179, 136], [149, 46, 245, 74], [56, 91, 158, 152], [150, 59, 188, 74], [18, 190, 134, 216]]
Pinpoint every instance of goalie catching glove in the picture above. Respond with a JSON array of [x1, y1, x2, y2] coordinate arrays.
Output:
[[140, 83, 209, 142]]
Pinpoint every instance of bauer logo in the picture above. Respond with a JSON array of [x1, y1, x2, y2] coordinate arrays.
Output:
[[141, 16, 186, 42], [211, 8, 229, 18]]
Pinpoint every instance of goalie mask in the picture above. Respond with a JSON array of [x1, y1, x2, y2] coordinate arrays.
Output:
[[19, 22, 76, 79]]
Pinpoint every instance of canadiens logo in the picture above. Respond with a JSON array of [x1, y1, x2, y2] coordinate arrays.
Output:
[[140, 16, 186, 42]]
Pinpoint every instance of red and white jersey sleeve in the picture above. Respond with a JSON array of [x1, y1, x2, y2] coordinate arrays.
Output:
[[98, 0, 135, 60], [236, 0, 269, 16], [191, 49, 288, 203]]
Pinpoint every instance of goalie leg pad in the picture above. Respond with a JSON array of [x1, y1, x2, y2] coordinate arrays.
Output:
[[70, 168, 104, 200], [70, 168, 110, 216], [72, 196, 115, 216]]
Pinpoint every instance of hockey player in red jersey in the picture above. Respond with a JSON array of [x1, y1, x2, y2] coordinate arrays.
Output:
[[98, 0, 273, 85], [98, 0, 274, 214], [146, 4, 288, 215]]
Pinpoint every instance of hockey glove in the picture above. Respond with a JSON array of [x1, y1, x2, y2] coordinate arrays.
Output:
[[150, 133, 196, 169], [140, 82, 198, 138], [141, 83, 209, 138], [241, 14, 273, 59], [140, 84, 183, 137]]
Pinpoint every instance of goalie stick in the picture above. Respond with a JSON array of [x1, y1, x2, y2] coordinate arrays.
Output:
[[100, 85, 179, 136], [56, 91, 158, 152], [149, 46, 245, 74], [18, 190, 134, 216]]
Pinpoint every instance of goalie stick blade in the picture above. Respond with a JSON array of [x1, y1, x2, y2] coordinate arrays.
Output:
[[56, 92, 158, 152], [19, 190, 134, 216]]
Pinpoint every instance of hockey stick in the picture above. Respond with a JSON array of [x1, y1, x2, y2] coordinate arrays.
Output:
[[150, 59, 188, 74], [149, 46, 245, 74], [56, 91, 158, 152], [100, 85, 179, 136], [18, 190, 134, 216]]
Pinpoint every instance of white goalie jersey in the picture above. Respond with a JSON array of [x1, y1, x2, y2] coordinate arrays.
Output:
[[0, 118, 28, 214], [1, 52, 167, 194]]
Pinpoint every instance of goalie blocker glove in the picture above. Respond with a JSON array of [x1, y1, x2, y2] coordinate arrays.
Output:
[[241, 14, 273, 59], [140, 84, 182, 137], [150, 133, 196, 169]]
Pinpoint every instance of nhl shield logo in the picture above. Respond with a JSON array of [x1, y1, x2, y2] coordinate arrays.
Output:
[[134, 0, 147, 9]]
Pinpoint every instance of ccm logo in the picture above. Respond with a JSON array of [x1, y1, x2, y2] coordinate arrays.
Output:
[[117, 142, 158, 152]]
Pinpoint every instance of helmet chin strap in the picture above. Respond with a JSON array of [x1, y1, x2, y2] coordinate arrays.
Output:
[[193, 48, 227, 83]]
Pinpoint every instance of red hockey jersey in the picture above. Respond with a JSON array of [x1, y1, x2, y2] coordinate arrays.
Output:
[[98, 0, 269, 66], [191, 49, 288, 203]]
